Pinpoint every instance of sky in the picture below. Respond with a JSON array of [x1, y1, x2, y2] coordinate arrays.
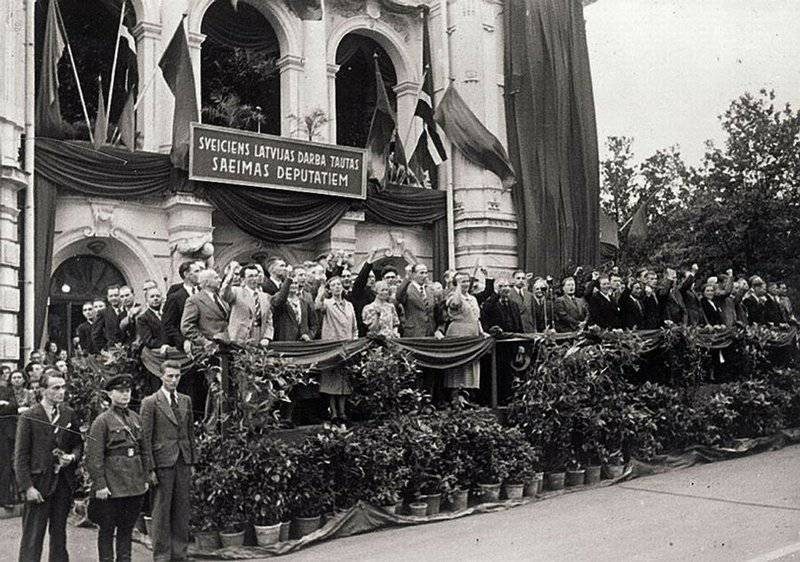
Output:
[[584, 0, 800, 166]]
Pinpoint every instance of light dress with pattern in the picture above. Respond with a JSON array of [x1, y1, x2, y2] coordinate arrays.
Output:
[[318, 297, 358, 395], [444, 290, 483, 389]]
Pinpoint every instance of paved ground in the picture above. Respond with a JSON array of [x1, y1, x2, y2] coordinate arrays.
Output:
[[2, 445, 799, 561]]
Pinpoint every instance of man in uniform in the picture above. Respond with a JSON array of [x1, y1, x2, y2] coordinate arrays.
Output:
[[86, 375, 148, 562]]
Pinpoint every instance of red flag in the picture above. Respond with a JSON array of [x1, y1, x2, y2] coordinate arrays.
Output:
[[365, 60, 401, 185], [159, 21, 198, 169], [434, 85, 515, 188], [35, 0, 67, 138]]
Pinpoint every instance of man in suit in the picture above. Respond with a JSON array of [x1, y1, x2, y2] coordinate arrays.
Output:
[[480, 278, 523, 333], [531, 278, 555, 332], [396, 263, 435, 337], [271, 274, 315, 342], [92, 285, 124, 351], [221, 262, 274, 346], [638, 269, 664, 329], [619, 280, 646, 329], [75, 301, 97, 355], [140, 361, 195, 562], [137, 287, 169, 353], [508, 270, 536, 333], [15, 368, 83, 562], [765, 282, 788, 324], [117, 285, 141, 346], [180, 269, 230, 356], [586, 274, 622, 329], [346, 250, 377, 337], [663, 267, 692, 325], [262, 258, 287, 295], [742, 276, 768, 324], [554, 277, 587, 332], [162, 261, 203, 352]]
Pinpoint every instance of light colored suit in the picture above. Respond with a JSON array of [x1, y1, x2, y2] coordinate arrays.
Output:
[[396, 278, 435, 337], [221, 284, 274, 344], [180, 290, 229, 345]]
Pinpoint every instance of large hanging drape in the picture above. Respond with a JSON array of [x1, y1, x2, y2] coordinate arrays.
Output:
[[32, 139, 448, 343], [201, 1, 280, 53], [504, 0, 600, 275]]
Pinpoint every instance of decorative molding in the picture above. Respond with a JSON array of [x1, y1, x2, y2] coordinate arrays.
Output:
[[278, 54, 305, 72], [482, 22, 494, 32], [327, 63, 341, 77], [393, 80, 421, 97], [187, 32, 207, 49], [85, 203, 118, 238], [132, 21, 161, 41]]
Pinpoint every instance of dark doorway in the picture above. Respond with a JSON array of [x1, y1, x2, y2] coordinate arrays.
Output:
[[48, 255, 126, 355]]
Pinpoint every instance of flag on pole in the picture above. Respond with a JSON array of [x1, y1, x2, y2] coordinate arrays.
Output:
[[35, 0, 67, 138], [120, 23, 137, 55], [621, 198, 649, 240], [159, 20, 198, 169], [93, 77, 108, 148], [434, 85, 516, 188], [118, 88, 136, 151], [365, 59, 401, 185], [411, 11, 447, 165]]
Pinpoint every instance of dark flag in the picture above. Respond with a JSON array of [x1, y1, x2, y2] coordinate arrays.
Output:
[[93, 77, 108, 149], [621, 198, 649, 240], [365, 59, 399, 185], [159, 20, 198, 169], [118, 88, 136, 151], [35, 0, 67, 138], [434, 85, 516, 188]]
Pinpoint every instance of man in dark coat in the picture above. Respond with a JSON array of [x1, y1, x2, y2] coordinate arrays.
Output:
[[619, 281, 646, 330], [346, 252, 377, 337], [136, 287, 169, 352], [480, 279, 523, 334], [15, 369, 83, 562], [553, 277, 587, 332], [586, 274, 622, 329], [92, 285, 124, 351], [75, 301, 97, 355], [162, 261, 204, 351]]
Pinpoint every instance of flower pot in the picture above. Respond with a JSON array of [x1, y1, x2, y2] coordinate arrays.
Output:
[[524, 474, 542, 497], [293, 515, 322, 538], [381, 504, 397, 515], [423, 493, 442, 516], [503, 483, 525, 500], [448, 489, 469, 511], [545, 472, 566, 491], [279, 521, 291, 542], [585, 465, 602, 485], [219, 529, 245, 548], [253, 522, 281, 547], [408, 502, 428, 517], [193, 530, 220, 551], [143, 516, 153, 537], [602, 464, 625, 480], [535, 472, 544, 494], [565, 469, 586, 487], [477, 483, 501, 502]]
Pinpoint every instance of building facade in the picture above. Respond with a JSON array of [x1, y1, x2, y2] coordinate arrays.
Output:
[[2, 0, 518, 361]]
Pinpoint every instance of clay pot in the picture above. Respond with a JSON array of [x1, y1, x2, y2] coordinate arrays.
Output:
[[503, 483, 525, 500], [545, 472, 566, 491], [477, 483, 501, 502], [253, 522, 281, 547], [565, 469, 586, 487]]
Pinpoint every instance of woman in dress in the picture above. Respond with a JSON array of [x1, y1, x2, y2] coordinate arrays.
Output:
[[444, 272, 488, 402], [315, 276, 358, 422], [362, 281, 400, 338]]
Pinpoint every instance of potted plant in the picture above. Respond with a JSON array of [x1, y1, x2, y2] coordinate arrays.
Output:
[[600, 448, 626, 480], [287, 439, 335, 538], [247, 440, 295, 547], [564, 458, 585, 487], [496, 427, 537, 500]]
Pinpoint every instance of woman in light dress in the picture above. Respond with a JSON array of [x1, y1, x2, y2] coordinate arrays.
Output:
[[315, 276, 358, 422], [362, 281, 401, 338], [444, 272, 488, 402]]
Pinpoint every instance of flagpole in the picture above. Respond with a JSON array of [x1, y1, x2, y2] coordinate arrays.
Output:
[[134, 13, 188, 112], [53, 0, 94, 145], [106, 0, 127, 132]]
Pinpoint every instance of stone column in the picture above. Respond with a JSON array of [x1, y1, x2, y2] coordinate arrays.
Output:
[[446, 0, 517, 277], [133, 21, 163, 152], [300, 19, 330, 142], [326, 63, 340, 143], [163, 193, 215, 284], [277, 54, 304, 137]]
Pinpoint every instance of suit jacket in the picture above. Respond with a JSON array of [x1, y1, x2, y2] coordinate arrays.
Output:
[[92, 306, 123, 350], [76, 321, 96, 354], [162, 285, 192, 349], [554, 294, 587, 332], [222, 284, 274, 344], [396, 279, 435, 337], [480, 295, 523, 333], [764, 295, 787, 324], [14, 403, 83, 496], [136, 308, 168, 349], [261, 276, 282, 296], [701, 297, 724, 326], [664, 276, 692, 325], [346, 262, 376, 337], [586, 282, 621, 329], [620, 289, 645, 329], [271, 281, 315, 342], [742, 294, 766, 325], [0, 386, 17, 439], [507, 287, 536, 333], [180, 290, 230, 344], [640, 292, 663, 329], [140, 390, 195, 471]]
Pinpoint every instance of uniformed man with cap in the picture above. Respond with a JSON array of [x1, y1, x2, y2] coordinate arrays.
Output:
[[86, 374, 148, 562]]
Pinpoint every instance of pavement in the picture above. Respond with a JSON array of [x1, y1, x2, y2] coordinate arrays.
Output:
[[1, 445, 799, 561]]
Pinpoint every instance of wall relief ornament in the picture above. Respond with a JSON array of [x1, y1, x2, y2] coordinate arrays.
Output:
[[84, 203, 117, 238]]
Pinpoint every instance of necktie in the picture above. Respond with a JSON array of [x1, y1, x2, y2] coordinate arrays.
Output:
[[170, 391, 180, 420], [253, 291, 262, 327], [213, 293, 228, 317], [52, 404, 60, 423]]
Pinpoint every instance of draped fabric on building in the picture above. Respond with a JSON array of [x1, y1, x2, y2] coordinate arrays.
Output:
[[504, 0, 600, 275], [32, 139, 447, 344], [201, 1, 281, 53]]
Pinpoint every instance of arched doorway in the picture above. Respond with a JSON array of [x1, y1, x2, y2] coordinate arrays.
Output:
[[335, 34, 397, 148], [200, 0, 281, 134], [48, 255, 127, 355]]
